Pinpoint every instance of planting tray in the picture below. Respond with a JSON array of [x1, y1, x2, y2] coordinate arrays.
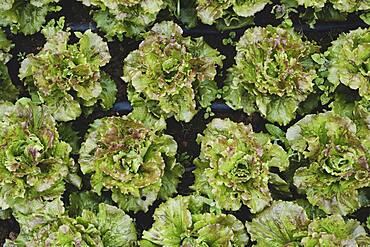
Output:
[[0, 0, 369, 245]]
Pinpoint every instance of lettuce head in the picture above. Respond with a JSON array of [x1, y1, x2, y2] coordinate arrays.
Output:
[[246, 201, 310, 247], [287, 112, 370, 215], [326, 27, 370, 101], [223, 26, 320, 125], [0, 98, 80, 214], [6, 198, 137, 247], [192, 118, 289, 213], [123, 21, 224, 122], [19, 18, 117, 122], [141, 195, 249, 246], [79, 113, 184, 213]]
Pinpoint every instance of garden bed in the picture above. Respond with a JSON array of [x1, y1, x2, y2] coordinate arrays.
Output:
[[1, 0, 369, 245]]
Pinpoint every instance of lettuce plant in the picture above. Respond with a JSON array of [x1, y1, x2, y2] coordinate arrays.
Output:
[[19, 18, 117, 122], [280, 0, 370, 12], [326, 28, 370, 101], [123, 21, 224, 122], [280, 1, 370, 14], [246, 201, 370, 246], [0, 28, 18, 102], [79, 0, 167, 40], [79, 113, 184, 213], [6, 198, 137, 246], [141, 195, 249, 246], [279, 1, 370, 26], [287, 112, 370, 215], [192, 118, 289, 213], [330, 94, 370, 151], [196, 0, 270, 26], [223, 26, 320, 125], [301, 215, 370, 246], [246, 201, 310, 246], [0, 98, 80, 213], [0, 0, 61, 35]]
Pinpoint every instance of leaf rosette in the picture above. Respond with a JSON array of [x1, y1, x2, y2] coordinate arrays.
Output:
[[301, 214, 370, 246], [19, 18, 117, 122], [223, 26, 320, 125], [246, 200, 370, 246], [326, 27, 370, 101], [79, 114, 184, 213], [0, 98, 79, 213], [192, 118, 289, 213], [287, 112, 370, 215], [123, 21, 224, 122]]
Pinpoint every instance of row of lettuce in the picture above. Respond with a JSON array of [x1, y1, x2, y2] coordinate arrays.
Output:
[[1, 18, 369, 125], [1, 97, 369, 246], [0, 0, 369, 37]]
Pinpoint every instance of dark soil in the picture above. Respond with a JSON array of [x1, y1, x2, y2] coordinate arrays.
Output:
[[1, 0, 368, 245]]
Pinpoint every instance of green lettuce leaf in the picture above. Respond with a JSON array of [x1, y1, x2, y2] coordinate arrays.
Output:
[[196, 0, 270, 27], [326, 27, 370, 101], [192, 118, 289, 213], [330, 93, 370, 152], [79, 114, 184, 213], [79, 0, 166, 40], [141, 195, 249, 246], [123, 21, 224, 122], [0, 98, 79, 213], [223, 25, 320, 125], [77, 203, 137, 247], [19, 18, 116, 122], [0, 28, 18, 102], [301, 215, 370, 246], [330, 0, 370, 12], [246, 201, 310, 247], [279, 1, 370, 27], [0, 0, 61, 35], [287, 112, 370, 215], [6, 198, 137, 247]]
